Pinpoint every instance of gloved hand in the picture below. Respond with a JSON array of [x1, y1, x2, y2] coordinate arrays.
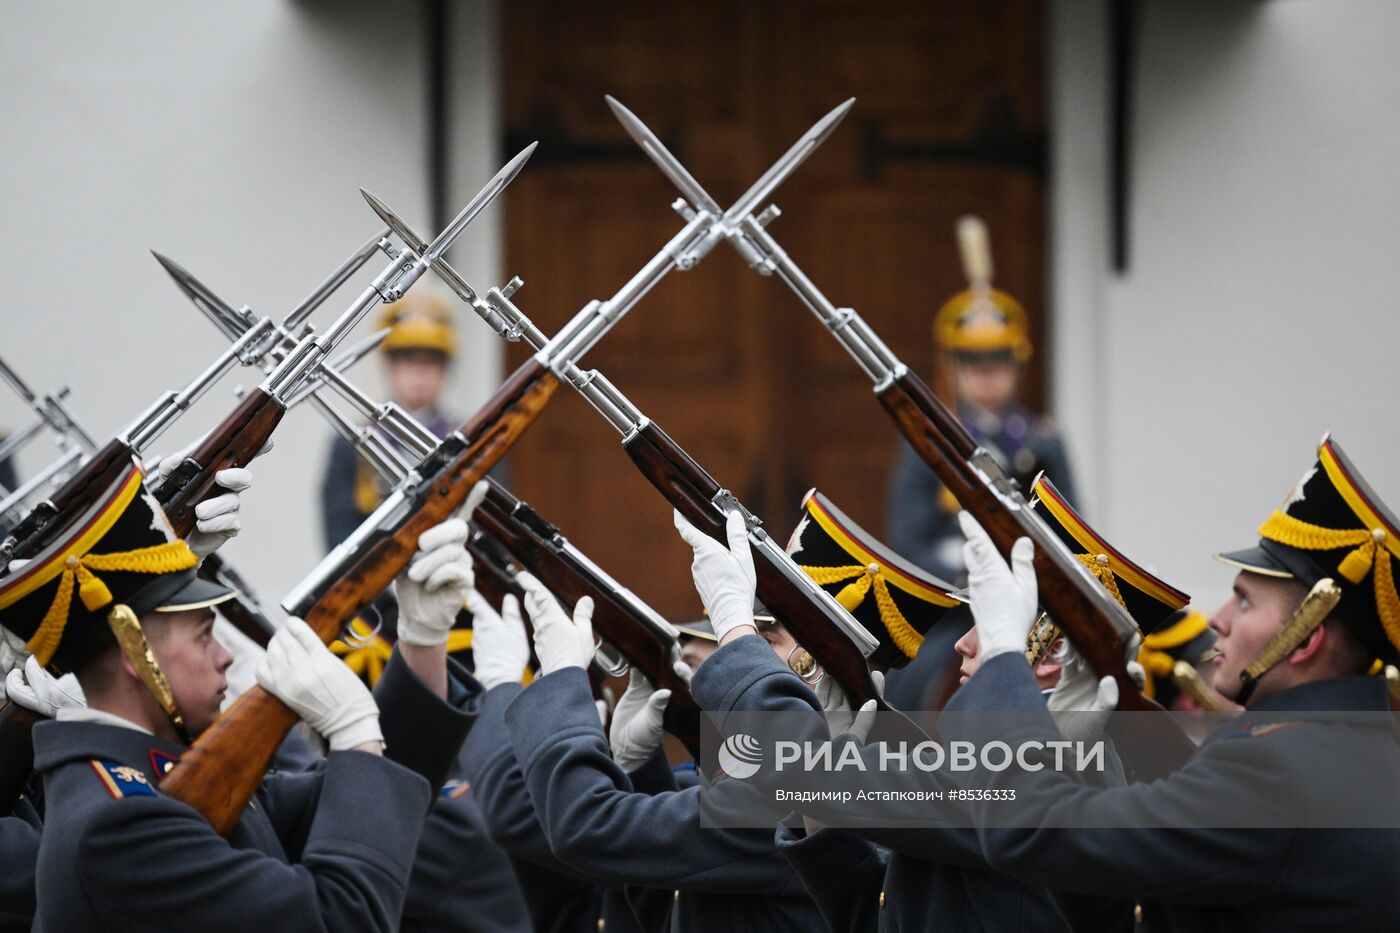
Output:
[[0, 627, 30, 695], [817, 670, 883, 735], [519, 571, 594, 676], [1048, 635, 1145, 741], [394, 483, 486, 647], [468, 590, 530, 690], [609, 669, 671, 772], [6, 656, 86, 717], [154, 448, 259, 560], [959, 512, 1038, 663], [673, 509, 757, 641], [256, 617, 383, 752]]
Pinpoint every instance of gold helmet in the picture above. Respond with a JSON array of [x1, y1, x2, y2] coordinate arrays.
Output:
[[377, 285, 456, 358], [933, 216, 1032, 362]]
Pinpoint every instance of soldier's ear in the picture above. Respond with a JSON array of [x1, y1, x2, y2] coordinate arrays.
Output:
[[1032, 656, 1063, 681], [1286, 623, 1328, 668]]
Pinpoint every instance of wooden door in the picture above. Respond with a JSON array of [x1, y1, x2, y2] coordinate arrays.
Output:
[[500, 0, 1046, 617]]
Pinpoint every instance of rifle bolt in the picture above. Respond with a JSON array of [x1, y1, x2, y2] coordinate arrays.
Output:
[[501, 276, 524, 299], [757, 205, 782, 227]]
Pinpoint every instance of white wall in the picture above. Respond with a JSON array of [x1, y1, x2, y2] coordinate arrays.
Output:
[[1051, 0, 1400, 611], [0, 1, 500, 604]]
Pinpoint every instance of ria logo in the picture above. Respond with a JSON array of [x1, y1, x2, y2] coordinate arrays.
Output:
[[718, 733, 763, 780]]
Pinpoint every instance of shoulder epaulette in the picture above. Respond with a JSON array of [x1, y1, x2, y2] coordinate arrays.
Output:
[[89, 759, 157, 799], [440, 780, 471, 800]]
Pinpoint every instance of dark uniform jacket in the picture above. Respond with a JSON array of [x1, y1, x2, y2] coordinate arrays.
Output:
[[0, 798, 41, 931], [32, 648, 471, 932], [503, 667, 826, 932], [690, 635, 1114, 933], [458, 679, 637, 933], [943, 652, 1400, 932], [397, 657, 531, 933]]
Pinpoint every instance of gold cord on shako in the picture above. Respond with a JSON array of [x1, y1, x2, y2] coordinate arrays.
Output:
[[0, 464, 235, 743], [1215, 435, 1400, 705]]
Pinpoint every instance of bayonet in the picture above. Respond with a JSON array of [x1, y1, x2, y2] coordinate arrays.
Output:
[[282, 227, 390, 333]]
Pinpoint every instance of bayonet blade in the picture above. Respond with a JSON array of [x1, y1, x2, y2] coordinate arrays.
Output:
[[282, 227, 392, 332], [724, 98, 854, 224], [0, 358, 37, 405], [422, 141, 536, 263], [152, 251, 248, 341], [327, 326, 390, 374], [359, 188, 483, 304], [605, 96, 723, 216], [361, 189, 429, 256]]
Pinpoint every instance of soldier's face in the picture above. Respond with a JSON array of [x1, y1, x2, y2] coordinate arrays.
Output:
[[386, 350, 449, 413], [954, 626, 981, 683], [1206, 572, 1300, 703], [679, 635, 717, 671], [954, 357, 1018, 412], [147, 608, 233, 737]]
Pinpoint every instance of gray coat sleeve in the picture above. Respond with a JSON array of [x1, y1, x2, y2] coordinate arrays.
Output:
[[62, 751, 431, 933], [0, 812, 39, 929], [459, 680, 607, 933], [374, 650, 474, 795], [505, 667, 811, 895], [774, 825, 884, 933]]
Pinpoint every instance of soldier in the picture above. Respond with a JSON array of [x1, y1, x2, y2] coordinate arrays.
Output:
[[321, 283, 464, 550], [0, 462, 476, 929], [943, 435, 1400, 929], [0, 654, 81, 933], [449, 586, 641, 933], [496, 570, 823, 932], [885, 217, 1074, 585]]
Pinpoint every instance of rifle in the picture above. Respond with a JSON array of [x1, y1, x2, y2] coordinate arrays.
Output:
[[0, 360, 97, 470], [473, 479, 702, 758], [608, 98, 1158, 712], [307, 354, 702, 756], [157, 147, 556, 834], [1, 219, 414, 565]]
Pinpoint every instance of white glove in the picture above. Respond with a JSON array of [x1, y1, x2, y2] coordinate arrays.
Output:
[[817, 670, 883, 735], [0, 627, 30, 696], [1048, 637, 1144, 741], [673, 509, 757, 640], [256, 617, 383, 752], [609, 669, 671, 772], [959, 512, 1038, 663], [154, 448, 257, 560], [519, 571, 594, 676], [6, 656, 86, 717], [393, 483, 486, 647], [468, 590, 530, 689]]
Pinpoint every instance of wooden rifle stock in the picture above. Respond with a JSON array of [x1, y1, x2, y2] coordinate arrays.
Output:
[[154, 388, 285, 537], [464, 532, 615, 726], [8, 386, 284, 559], [472, 481, 703, 758], [878, 371, 1161, 714], [161, 358, 557, 835], [620, 421, 886, 709]]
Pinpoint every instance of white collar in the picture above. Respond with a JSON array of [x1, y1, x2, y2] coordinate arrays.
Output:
[[56, 706, 153, 735]]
